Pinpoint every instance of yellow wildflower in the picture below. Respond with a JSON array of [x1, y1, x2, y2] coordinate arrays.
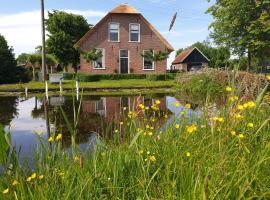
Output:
[[185, 103, 191, 109], [234, 113, 244, 119], [229, 96, 239, 102], [48, 136, 53, 142], [180, 111, 185, 116], [139, 104, 145, 109], [123, 107, 127, 111], [26, 177, 32, 182], [237, 105, 244, 110], [31, 173, 37, 179], [139, 150, 144, 154], [56, 133, 62, 141], [175, 124, 180, 129], [186, 124, 197, 134], [157, 135, 161, 140], [147, 151, 150, 155], [145, 106, 149, 110], [247, 123, 254, 128], [238, 134, 245, 139], [164, 114, 168, 119], [148, 132, 153, 136], [12, 180, 19, 186], [266, 75, 270, 81], [247, 101, 255, 108], [155, 100, 161, 105], [231, 131, 236, 136], [114, 129, 119, 133], [149, 155, 156, 162], [146, 124, 150, 129], [174, 102, 180, 107], [39, 175, 44, 180], [186, 152, 191, 157], [213, 117, 224, 123], [2, 188, 9, 194], [225, 86, 232, 92]]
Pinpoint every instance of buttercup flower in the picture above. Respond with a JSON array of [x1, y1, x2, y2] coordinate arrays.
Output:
[[175, 124, 180, 129], [186, 124, 197, 134], [186, 152, 191, 157], [2, 188, 9, 194], [226, 86, 232, 92], [185, 103, 191, 109], [231, 131, 236, 136], [155, 100, 161, 105], [48, 136, 53, 142], [31, 173, 37, 179], [12, 180, 19, 186], [238, 134, 245, 139], [39, 175, 44, 180], [266, 75, 270, 81], [26, 177, 32, 182], [149, 155, 156, 162], [174, 102, 180, 107], [247, 123, 254, 128], [56, 133, 62, 141]]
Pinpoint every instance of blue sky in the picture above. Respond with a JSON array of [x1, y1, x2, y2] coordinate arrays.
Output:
[[0, 0, 214, 64]]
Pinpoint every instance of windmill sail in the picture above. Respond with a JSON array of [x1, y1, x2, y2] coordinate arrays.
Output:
[[169, 12, 177, 31]]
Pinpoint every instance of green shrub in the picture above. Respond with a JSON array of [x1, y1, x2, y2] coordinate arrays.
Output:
[[146, 74, 166, 81], [63, 73, 176, 82], [78, 74, 101, 82]]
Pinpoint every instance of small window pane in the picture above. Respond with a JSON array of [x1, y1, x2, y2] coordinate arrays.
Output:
[[109, 23, 119, 42], [130, 24, 139, 42], [120, 50, 128, 57], [131, 24, 139, 31], [144, 50, 153, 69], [93, 49, 104, 69]]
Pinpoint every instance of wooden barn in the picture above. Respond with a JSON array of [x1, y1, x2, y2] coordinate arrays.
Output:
[[172, 47, 210, 72]]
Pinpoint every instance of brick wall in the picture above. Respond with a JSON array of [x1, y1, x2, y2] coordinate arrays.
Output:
[[79, 14, 168, 74]]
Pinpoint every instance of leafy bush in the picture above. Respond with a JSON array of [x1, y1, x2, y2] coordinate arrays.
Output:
[[146, 74, 166, 81], [63, 73, 176, 82]]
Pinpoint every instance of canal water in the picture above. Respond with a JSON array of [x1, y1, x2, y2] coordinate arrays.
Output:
[[0, 94, 201, 160]]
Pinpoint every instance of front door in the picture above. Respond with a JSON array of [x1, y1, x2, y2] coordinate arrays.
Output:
[[120, 49, 129, 74]]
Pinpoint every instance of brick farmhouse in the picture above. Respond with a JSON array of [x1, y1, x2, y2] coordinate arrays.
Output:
[[74, 3, 174, 74]]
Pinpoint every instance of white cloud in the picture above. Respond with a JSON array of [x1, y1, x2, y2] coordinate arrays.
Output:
[[0, 9, 106, 56]]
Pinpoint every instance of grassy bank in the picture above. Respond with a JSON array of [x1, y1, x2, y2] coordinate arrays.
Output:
[[0, 81, 270, 199], [0, 79, 176, 93]]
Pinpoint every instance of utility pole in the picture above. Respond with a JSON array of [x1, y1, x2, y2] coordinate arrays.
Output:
[[41, 0, 46, 81]]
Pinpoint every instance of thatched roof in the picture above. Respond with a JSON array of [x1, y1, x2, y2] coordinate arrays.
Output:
[[110, 3, 140, 14], [74, 4, 174, 52]]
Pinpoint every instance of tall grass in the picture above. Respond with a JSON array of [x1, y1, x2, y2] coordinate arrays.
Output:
[[0, 84, 270, 199]]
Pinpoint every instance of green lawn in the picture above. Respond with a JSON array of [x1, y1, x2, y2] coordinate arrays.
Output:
[[0, 79, 176, 92]]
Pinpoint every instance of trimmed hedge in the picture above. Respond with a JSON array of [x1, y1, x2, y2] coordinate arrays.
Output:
[[63, 73, 177, 82]]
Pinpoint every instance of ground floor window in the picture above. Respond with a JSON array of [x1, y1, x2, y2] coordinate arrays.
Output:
[[143, 50, 154, 70], [93, 49, 105, 69]]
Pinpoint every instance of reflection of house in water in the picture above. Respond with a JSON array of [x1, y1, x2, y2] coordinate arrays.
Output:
[[49, 96, 65, 106], [80, 96, 168, 134]]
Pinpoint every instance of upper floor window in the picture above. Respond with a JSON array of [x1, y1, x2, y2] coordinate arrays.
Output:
[[129, 23, 140, 42], [108, 22, 119, 42]]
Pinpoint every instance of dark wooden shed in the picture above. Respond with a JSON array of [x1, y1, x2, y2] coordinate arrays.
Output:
[[172, 47, 210, 72]]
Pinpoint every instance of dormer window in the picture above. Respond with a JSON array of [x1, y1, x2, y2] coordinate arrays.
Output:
[[108, 22, 120, 42], [129, 23, 140, 42]]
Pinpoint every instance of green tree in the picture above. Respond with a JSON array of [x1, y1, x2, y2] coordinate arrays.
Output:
[[45, 11, 91, 71], [207, 0, 270, 71], [0, 34, 17, 84]]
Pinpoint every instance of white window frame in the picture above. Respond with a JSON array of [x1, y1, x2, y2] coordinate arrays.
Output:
[[108, 22, 120, 42], [129, 23, 140, 42], [95, 97, 106, 117], [143, 50, 155, 71], [119, 49, 130, 74], [92, 48, 106, 70]]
